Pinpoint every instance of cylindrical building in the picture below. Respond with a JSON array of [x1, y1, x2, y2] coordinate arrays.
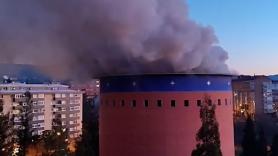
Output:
[[100, 74, 234, 156]]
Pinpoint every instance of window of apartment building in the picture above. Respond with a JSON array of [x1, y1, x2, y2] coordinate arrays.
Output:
[[62, 107, 66, 111], [62, 100, 66, 105], [70, 100, 80, 105], [34, 108, 45, 113], [39, 123, 44, 128], [33, 101, 38, 106], [171, 100, 176, 107], [38, 101, 44, 105], [33, 115, 44, 121], [197, 100, 201, 107], [52, 87, 58, 90], [55, 94, 61, 98], [74, 106, 80, 110], [15, 94, 24, 99], [33, 116, 38, 121], [157, 100, 162, 107], [218, 99, 221, 106], [70, 100, 74, 105], [62, 121, 66, 126], [14, 117, 21, 122], [144, 100, 149, 107], [12, 110, 20, 115], [61, 94, 66, 98], [32, 123, 44, 128], [32, 131, 38, 136], [62, 114, 66, 118], [22, 102, 27, 106], [38, 130, 43, 135], [38, 94, 44, 98], [184, 100, 189, 107], [70, 120, 78, 125], [33, 94, 38, 99], [70, 107, 74, 111], [38, 115, 44, 120], [70, 94, 81, 98], [70, 113, 78, 118], [70, 127, 77, 132]]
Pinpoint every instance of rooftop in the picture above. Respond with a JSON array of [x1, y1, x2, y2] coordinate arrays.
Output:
[[0, 83, 82, 94]]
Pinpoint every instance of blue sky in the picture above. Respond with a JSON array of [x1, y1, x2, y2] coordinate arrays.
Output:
[[187, 0, 278, 75]]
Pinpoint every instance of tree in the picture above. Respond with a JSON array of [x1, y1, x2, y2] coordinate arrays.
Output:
[[42, 118, 69, 156], [75, 119, 98, 156], [75, 96, 99, 156], [271, 134, 278, 156], [257, 127, 267, 156], [241, 116, 257, 156], [192, 97, 222, 156], [0, 114, 9, 156], [17, 91, 33, 156]]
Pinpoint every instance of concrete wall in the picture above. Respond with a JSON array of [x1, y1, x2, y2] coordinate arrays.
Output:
[[44, 94, 53, 131]]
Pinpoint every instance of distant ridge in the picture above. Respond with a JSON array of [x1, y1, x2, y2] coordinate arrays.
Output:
[[0, 64, 51, 83]]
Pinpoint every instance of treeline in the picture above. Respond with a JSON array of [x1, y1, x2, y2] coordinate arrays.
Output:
[[241, 116, 278, 156]]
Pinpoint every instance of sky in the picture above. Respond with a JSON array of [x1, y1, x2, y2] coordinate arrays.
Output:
[[187, 0, 278, 75]]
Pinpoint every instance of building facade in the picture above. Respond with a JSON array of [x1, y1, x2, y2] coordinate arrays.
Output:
[[0, 83, 83, 138], [232, 75, 278, 143], [100, 74, 234, 156], [232, 75, 278, 119]]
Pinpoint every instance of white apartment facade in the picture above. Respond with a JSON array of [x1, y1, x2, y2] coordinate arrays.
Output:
[[263, 80, 278, 114], [0, 83, 83, 138]]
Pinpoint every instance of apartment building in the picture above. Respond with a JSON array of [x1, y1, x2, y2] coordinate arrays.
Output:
[[0, 83, 83, 138], [232, 75, 275, 117]]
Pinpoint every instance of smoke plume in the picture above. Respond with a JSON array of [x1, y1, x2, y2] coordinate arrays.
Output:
[[0, 0, 232, 79]]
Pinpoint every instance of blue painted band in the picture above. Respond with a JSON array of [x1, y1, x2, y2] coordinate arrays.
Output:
[[100, 74, 232, 93]]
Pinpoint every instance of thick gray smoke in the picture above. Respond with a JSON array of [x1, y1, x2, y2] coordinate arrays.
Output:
[[0, 0, 231, 79]]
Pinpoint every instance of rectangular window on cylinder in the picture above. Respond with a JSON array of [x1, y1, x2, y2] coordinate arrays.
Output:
[[225, 99, 228, 105], [171, 100, 176, 107], [208, 99, 212, 106], [157, 100, 162, 107], [218, 99, 221, 105], [144, 100, 149, 107], [121, 100, 125, 107], [132, 100, 136, 107], [197, 100, 201, 107], [184, 100, 189, 107]]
